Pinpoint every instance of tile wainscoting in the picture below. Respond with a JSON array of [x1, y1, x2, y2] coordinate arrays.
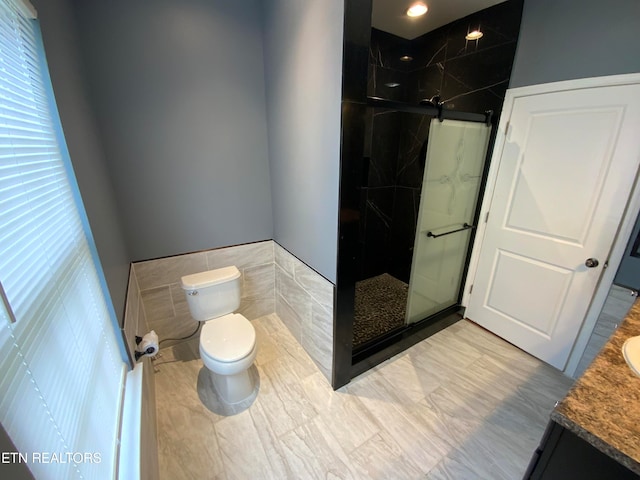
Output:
[[122, 267, 159, 480], [274, 243, 335, 382], [132, 241, 275, 346], [123, 266, 148, 362], [123, 240, 335, 384]]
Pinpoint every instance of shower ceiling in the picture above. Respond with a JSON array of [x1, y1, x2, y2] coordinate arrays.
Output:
[[372, 0, 508, 40]]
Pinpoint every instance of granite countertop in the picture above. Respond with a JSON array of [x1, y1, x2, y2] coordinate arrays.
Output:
[[552, 299, 640, 475]]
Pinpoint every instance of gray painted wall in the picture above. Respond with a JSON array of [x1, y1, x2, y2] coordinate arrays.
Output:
[[510, 0, 640, 87], [34, 0, 131, 322], [72, 0, 273, 261], [262, 0, 344, 283]]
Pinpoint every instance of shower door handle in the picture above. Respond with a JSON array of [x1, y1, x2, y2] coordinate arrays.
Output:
[[426, 223, 476, 239]]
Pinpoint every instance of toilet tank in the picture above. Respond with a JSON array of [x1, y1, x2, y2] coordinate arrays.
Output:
[[180, 266, 241, 321]]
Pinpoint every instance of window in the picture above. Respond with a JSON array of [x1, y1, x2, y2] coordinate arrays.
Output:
[[0, 1, 127, 478]]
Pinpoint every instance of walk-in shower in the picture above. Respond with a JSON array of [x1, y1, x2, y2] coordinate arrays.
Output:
[[333, 0, 524, 387], [351, 104, 492, 352]]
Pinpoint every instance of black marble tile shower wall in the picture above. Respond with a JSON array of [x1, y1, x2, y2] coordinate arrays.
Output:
[[367, 0, 523, 116], [359, 109, 427, 284], [358, 0, 524, 284]]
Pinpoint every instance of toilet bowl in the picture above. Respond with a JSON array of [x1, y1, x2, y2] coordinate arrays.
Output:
[[199, 313, 257, 404], [181, 266, 258, 405]]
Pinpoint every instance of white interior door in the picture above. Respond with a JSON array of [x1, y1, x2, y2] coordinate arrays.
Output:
[[466, 83, 640, 369]]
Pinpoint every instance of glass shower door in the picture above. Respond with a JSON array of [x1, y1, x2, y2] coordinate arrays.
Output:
[[406, 119, 491, 324]]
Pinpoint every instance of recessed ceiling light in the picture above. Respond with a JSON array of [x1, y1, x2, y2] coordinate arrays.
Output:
[[407, 3, 428, 17], [400, 55, 413, 62], [385, 82, 401, 88], [465, 30, 483, 41]]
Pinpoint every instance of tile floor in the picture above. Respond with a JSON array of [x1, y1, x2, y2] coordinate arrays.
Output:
[[154, 314, 573, 480]]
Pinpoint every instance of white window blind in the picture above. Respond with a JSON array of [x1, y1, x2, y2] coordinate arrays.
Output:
[[0, 1, 127, 479]]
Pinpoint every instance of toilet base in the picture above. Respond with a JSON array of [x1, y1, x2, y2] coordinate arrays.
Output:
[[209, 368, 256, 405]]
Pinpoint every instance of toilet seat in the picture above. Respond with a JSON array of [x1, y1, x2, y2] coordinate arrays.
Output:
[[200, 313, 256, 362]]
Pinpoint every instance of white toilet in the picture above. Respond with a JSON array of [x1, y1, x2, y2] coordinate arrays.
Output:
[[181, 266, 258, 404]]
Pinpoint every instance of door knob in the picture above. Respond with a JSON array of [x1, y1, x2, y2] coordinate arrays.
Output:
[[585, 258, 599, 268]]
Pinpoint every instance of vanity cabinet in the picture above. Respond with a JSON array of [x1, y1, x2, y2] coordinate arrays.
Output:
[[524, 421, 639, 479]]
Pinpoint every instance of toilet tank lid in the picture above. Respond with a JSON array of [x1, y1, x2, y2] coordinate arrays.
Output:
[[181, 266, 240, 290]]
